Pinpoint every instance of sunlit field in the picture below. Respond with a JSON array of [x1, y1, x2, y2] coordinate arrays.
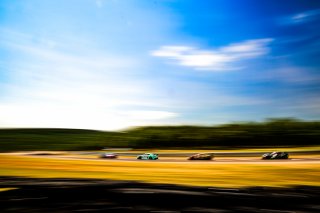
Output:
[[1, 153, 319, 188]]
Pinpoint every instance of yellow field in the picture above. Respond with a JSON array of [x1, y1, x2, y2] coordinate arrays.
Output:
[[0, 154, 319, 188]]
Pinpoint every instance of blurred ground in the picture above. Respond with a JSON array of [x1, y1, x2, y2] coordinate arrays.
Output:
[[0, 151, 319, 188], [0, 177, 320, 212]]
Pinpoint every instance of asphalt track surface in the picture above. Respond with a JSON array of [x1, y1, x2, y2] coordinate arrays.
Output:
[[75, 150, 320, 157], [59, 156, 320, 163], [18, 150, 320, 163]]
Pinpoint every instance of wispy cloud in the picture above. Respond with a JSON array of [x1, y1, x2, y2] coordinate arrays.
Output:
[[151, 38, 273, 71], [266, 67, 320, 84], [282, 9, 320, 24], [247, 66, 320, 85]]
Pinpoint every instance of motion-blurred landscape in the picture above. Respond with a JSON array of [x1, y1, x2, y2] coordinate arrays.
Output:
[[1, 119, 320, 212], [1, 118, 320, 151], [1, 0, 320, 212]]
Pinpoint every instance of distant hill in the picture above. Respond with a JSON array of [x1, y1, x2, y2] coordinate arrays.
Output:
[[126, 118, 320, 148], [0, 128, 126, 151], [1, 119, 320, 151]]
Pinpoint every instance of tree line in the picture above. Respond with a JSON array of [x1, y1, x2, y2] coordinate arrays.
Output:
[[0, 118, 319, 151]]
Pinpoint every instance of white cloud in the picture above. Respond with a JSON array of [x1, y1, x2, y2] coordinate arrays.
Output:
[[282, 9, 320, 24], [152, 46, 193, 57], [292, 13, 308, 21], [220, 39, 272, 57], [0, 30, 178, 130], [179, 52, 231, 68], [151, 38, 273, 71], [0, 103, 177, 130]]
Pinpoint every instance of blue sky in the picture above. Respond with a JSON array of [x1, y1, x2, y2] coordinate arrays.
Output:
[[0, 0, 320, 130]]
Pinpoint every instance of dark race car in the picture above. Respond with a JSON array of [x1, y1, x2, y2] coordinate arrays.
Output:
[[261, 152, 289, 160], [188, 153, 214, 160], [99, 153, 118, 159]]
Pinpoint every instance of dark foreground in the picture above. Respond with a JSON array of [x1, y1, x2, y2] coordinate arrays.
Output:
[[0, 177, 319, 212]]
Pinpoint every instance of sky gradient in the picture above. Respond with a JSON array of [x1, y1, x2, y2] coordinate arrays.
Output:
[[0, 0, 320, 130]]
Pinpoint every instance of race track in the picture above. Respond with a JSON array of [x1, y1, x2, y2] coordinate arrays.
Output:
[[14, 151, 320, 164], [1, 151, 319, 190]]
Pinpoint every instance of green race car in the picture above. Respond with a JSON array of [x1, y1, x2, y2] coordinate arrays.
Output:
[[136, 153, 158, 160]]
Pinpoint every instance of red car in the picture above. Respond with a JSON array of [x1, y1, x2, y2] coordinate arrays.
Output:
[[188, 153, 214, 160], [99, 153, 118, 159]]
